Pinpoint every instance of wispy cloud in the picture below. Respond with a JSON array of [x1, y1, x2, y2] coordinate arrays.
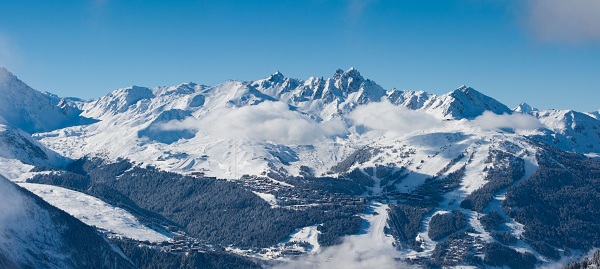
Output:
[[0, 32, 20, 70], [526, 0, 600, 44], [471, 111, 542, 131], [347, 0, 376, 17], [0, 177, 27, 235], [87, 0, 110, 27], [159, 101, 347, 145], [274, 203, 407, 269], [344, 0, 377, 24], [274, 235, 406, 269], [537, 248, 599, 269], [349, 99, 444, 134], [90, 0, 109, 14]]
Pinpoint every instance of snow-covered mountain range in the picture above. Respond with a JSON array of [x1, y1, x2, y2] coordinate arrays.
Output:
[[12, 67, 597, 180], [1, 67, 600, 268]]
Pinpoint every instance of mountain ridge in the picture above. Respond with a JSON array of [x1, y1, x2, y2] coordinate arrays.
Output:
[[0, 68, 98, 134], [0, 66, 594, 181]]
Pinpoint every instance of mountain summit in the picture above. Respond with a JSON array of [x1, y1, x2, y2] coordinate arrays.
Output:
[[0, 68, 95, 133]]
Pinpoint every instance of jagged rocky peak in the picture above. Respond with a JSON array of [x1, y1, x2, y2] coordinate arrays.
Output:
[[332, 67, 366, 92], [268, 71, 285, 82], [333, 67, 362, 79], [514, 102, 538, 114], [255, 71, 287, 86]]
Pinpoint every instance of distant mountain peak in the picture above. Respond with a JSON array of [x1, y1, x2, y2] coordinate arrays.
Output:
[[179, 81, 197, 87], [268, 71, 285, 82], [331, 68, 371, 96], [452, 85, 478, 94], [514, 103, 538, 113], [435, 86, 512, 119], [333, 67, 363, 81], [0, 68, 97, 133], [456, 85, 469, 91]]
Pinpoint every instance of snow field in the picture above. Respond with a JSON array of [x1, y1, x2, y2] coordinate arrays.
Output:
[[19, 183, 169, 243]]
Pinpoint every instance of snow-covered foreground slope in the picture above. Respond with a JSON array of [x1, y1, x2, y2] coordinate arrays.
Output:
[[19, 182, 169, 243], [0, 176, 134, 269]]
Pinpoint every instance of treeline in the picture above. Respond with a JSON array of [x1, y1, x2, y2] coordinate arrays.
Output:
[[564, 250, 600, 269], [376, 165, 407, 193], [281, 176, 367, 196], [460, 150, 525, 212], [483, 242, 537, 269], [388, 166, 466, 250], [387, 204, 431, 250], [329, 146, 379, 174], [114, 239, 261, 269], [427, 210, 467, 241], [502, 145, 600, 252], [29, 157, 364, 249]]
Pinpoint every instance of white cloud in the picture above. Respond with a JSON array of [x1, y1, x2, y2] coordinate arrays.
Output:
[[0, 177, 26, 232], [274, 235, 407, 269], [90, 0, 109, 16], [537, 248, 599, 269], [159, 101, 347, 145], [349, 99, 444, 133], [344, 0, 377, 25], [0, 33, 20, 70], [347, 0, 376, 16], [471, 111, 542, 131], [275, 203, 409, 268], [526, 0, 600, 44]]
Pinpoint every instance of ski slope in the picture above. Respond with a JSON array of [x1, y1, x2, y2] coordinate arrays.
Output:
[[19, 183, 169, 243]]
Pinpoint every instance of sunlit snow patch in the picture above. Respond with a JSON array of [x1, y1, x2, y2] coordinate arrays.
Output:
[[253, 191, 279, 208], [19, 183, 169, 243]]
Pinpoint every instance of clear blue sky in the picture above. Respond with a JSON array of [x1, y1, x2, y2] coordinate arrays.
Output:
[[0, 0, 599, 111]]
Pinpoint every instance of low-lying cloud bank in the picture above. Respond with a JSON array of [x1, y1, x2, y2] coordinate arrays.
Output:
[[349, 99, 444, 133], [273, 236, 407, 269], [158, 99, 543, 145], [274, 202, 407, 269], [471, 111, 542, 131], [159, 101, 347, 145]]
